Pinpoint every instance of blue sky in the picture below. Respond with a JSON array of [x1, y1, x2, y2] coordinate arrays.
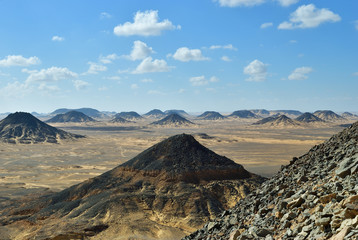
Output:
[[0, 0, 357, 113]]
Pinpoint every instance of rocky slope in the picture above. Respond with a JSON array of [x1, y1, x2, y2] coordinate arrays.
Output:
[[143, 109, 166, 118], [197, 111, 226, 120], [109, 115, 133, 123], [46, 110, 96, 123], [295, 112, 325, 123], [229, 110, 258, 119], [0, 134, 264, 240], [50, 108, 106, 118], [184, 121, 358, 240], [115, 111, 143, 121], [151, 113, 196, 127], [314, 110, 344, 122], [0, 112, 84, 144], [253, 115, 300, 127]]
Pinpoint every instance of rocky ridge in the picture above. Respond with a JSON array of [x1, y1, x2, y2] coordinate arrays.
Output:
[[46, 110, 96, 123], [151, 113, 196, 127], [144, 109, 166, 118], [295, 112, 325, 123], [314, 110, 344, 122], [0, 134, 264, 239], [229, 110, 258, 119], [115, 111, 143, 121], [197, 111, 226, 120], [253, 115, 300, 127], [184, 121, 358, 240]]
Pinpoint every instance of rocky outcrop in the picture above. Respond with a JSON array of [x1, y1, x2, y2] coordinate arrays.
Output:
[[0, 134, 264, 239], [184, 121, 358, 240], [46, 110, 96, 123], [144, 109, 166, 118], [253, 115, 300, 127], [197, 111, 226, 120], [314, 110, 344, 122], [295, 112, 325, 123], [150, 113, 196, 127], [229, 110, 258, 119], [115, 111, 143, 121], [110, 115, 133, 123], [0, 112, 84, 144]]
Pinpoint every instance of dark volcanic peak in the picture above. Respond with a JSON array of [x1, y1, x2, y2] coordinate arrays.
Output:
[[0, 112, 84, 144], [314, 110, 344, 121], [110, 115, 133, 123], [164, 109, 188, 116], [271, 110, 303, 116], [253, 114, 300, 127], [185, 121, 358, 240], [143, 109, 166, 118], [46, 111, 96, 123], [120, 133, 250, 181], [116, 111, 143, 120], [197, 111, 225, 120], [250, 109, 270, 116], [229, 110, 258, 119], [51, 108, 105, 118], [295, 112, 325, 123], [150, 113, 195, 127]]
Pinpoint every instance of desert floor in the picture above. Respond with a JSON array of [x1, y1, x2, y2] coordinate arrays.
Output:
[[0, 119, 350, 201]]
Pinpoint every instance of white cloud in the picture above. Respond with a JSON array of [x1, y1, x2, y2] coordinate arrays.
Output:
[[113, 10, 180, 36], [189, 76, 219, 86], [98, 86, 108, 91], [221, 56, 231, 62], [260, 22, 273, 29], [209, 44, 237, 51], [276, 0, 299, 7], [278, 4, 341, 29], [131, 83, 139, 89], [99, 54, 119, 64], [288, 67, 313, 80], [178, 88, 185, 94], [100, 12, 112, 19], [107, 76, 121, 81], [141, 78, 153, 83], [290, 40, 298, 44], [0, 55, 40, 67], [128, 41, 154, 61], [353, 72, 358, 76], [243, 59, 268, 82], [132, 57, 171, 74], [38, 83, 60, 92], [172, 47, 209, 62], [26, 67, 78, 83], [73, 80, 89, 90], [0, 81, 32, 97], [215, 0, 265, 7], [52, 36, 64, 42], [86, 62, 108, 74]]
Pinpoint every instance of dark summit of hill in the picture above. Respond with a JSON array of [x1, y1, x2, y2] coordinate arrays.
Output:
[[0, 134, 264, 239], [253, 114, 300, 127], [197, 111, 225, 120], [164, 109, 189, 116], [46, 111, 96, 123], [271, 110, 303, 116], [0, 112, 84, 144], [143, 109, 166, 118], [251, 109, 270, 116], [121, 134, 250, 181], [185, 121, 358, 240], [314, 110, 344, 121], [150, 113, 195, 127], [115, 111, 143, 120], [342, 112, 358, 119], [229, 110, 258, 119], [295, 112, 325, 123], [110, 115, 133, 123], [51, 108, 105, 118]]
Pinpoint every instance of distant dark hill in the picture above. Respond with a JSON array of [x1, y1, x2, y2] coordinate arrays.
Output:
[[150, 113, 195, 127], [197, 111, 225, 120], [115, 111, 143, 121], [110, 115, 133, 123], [295, 112, 325, 123], [253, 114, 300, 127], [164, 109, 189, 116], [143, 109, 166, 118], [314, 110, 344, 121], [250, 109, 270, 116], [0, 134, 264, 239], [0, 112, 84, 144], [342, 112, 358, 119], [51, 108, 106, 118], [46, 111, 96, 123], [271, 110, 302, 116], [229, 110, 258, 119]]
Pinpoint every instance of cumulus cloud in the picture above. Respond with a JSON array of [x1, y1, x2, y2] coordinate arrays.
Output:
[[221, 56, 232, 62], [99, 54, 119, 64], [209, 44, 237, 51], [278, 4, 341, 29], [100, 12, 112, 19], [0, 81, 32, 97], [86, 62, 108, 74], [0, 55, 40, 67], [52, 36, 64, 42], [114, 10, 180, 36], [132, 57, 172, 74], [244, 59, 268, 82], [260, 22, 273, 29], [276, 0, 299, 7], [38, 83, 60, 92], [288, 67, 313, 80], [127, 41, 154, 61], [73, 80, 89, 90], [189, 76, 219, 86], [172, 47, 209, 62], [215, 0, 265, 7], [26, 67, 78, 83]]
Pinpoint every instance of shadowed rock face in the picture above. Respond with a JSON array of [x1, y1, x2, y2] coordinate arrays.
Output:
[[0, 112, 84, 144], [295, 112, 325, 123], [46, 110, 96, 123], [229, 110, 258, 119], [144, 109, 166, 118], [151, 113, 195, 127], [110, 115, 133, 123], [197, 111, 225, 120], [314, 110, 344, 121], [253, 114, 300, 127], [0, 134, 264, 239], [184, 121, 358, 240], [115, 111, 143, 120]]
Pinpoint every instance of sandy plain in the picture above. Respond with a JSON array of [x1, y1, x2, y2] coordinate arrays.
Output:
[[0, 117, 351, 203]]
